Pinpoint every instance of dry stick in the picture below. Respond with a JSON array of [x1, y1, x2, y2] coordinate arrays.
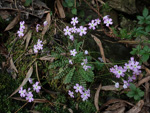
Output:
[[95, 0, 100, 13], [15, 102, 28, 113]]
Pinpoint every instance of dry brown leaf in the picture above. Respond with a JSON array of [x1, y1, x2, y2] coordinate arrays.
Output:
[[137, 75, 150, 87], [106, 102, 126, 111], [103, 107, 125, 113], [39, 56, 55, 62], [29, 110, 42, 113], [42, 13, 51, 38], [25, 30, 32, 50], [10, 57, 18, 73], [94, 84, 102, 111], [56, 0, 65, 18], [68, 108, 73, 113], [91, 34, 106, 63], [126, 100, 144, 113], [100, 99, 134, 111], [9, 66, 33, 98], [101, 85, 122, 91], [4, 14, 20, 31]]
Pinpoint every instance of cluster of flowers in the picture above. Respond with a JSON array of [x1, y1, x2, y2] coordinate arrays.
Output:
[[36, 21, 48, 32], [33, 39, 43, 53], [69, 49, 91, 71], [103, 15, 113, 27], [17, 21, 25, 37], [18, 78, 41, 102], [64, 16, 113, 41], [81, 58, 91, 71], [110, 57, 141, 89], [68, 83, 90, 101]]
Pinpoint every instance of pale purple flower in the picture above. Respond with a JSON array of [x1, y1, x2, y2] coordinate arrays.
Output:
[[33, 82, 41, 93], [29, 78, 33, 84], [68, 90, 74, 98], [88, 20, 97, 30], [103, 15, 109, 21], [34, 45, 38, 53], [20, 21, 25, 29], [95, 18, 101, 25], [78, 26, 87, 36], [73, 84, 83, 93], [81, 58, 88, 66], [83, 65, 91, 71], [84, 50, 88, 55], [98, 57, 104, 62], [81, 90, 90, 101], [37, 43, 43, 50], [37, 39, 42, 45], [114, 66, 126, 78], [69, 35, 74, 41], [36, 24, 40, 32], [43, 21, 48, 26], [70, 49, 77, 56], [128, 76, 133, 83], [104, 18, 113, 27], [64, 26, 71, 36], [71, 26, 77, 33], [19, 87, 26, 97], [124, 63, 132, 72], [132, 61, 141, 71], [115, 82, 119, 88], [17, 29, 24, 37], [26, 92, 34, 102], [69, 59, 73, 64], [123, 80, 128, 89], [71, 17, 78, 26], [28, 88, 31, 91], [132, 75, 136, 80]]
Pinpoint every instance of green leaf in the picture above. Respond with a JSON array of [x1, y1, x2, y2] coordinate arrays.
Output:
[[145, 26, 150, 32], [143, 46, 149, 51], [146, 15, 150, 20], [127, 91, 134, 98], [141, 54, 149, 62], [24, 0, 32, 6], [138, 91, 144, 97], [62, 1, 68, 7], [138, 20, 145, 24], [137, 16, 144, 20], [71, 8, 77, 15], [134, 95, 140, 100], [143, 7, 149, 17], [129, 83, 136, 91], [64, 67, 75, 84], [68, 2, 73, 7]]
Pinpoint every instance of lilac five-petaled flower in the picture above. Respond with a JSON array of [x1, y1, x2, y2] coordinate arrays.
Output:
[[78, 26, 87, 36], [17, 29, 24, 37], [69, 59, 73, 64], [64, 26, 71, 36], [84, 50, 88, 55], [88, 20, 97, 30], [68, 90, 74, 98], [26, 92, 34, 102], [33, 82, 41, 93], [20, 21, 25, 30], [19, 87, 26, 97], [95, 18, 101, 25], [29, 78, 33, 84], [104, 18, 113, 27], [71, 17, 78, 26], [70, 49, 77, 56], [80, 89, 90, 101], [115, 82, 119, 88], [73, 84, 83, 93]]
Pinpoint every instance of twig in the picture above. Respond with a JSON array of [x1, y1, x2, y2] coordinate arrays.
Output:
[[15, 102, 28, 113]]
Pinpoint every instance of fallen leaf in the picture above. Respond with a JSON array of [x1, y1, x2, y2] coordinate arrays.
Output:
[[42, 13, 51, 39], [94, 83, 102, 111], [91, 34, 106, 63], [4, 13, 20, 31], [25, 30, 32, 50], [39, 56, 55, 62], [126, 100, 144, 113], [56, 0, 65, 18], [101, 85, 122, 91], [8, 66, 33, 98], [10, 57, 18, 73], [106, 102, 126, 111], [68, 108, 73, 113]]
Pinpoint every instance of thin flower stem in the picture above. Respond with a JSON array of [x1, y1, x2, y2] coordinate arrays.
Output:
[[15, 102, 28, 113]]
